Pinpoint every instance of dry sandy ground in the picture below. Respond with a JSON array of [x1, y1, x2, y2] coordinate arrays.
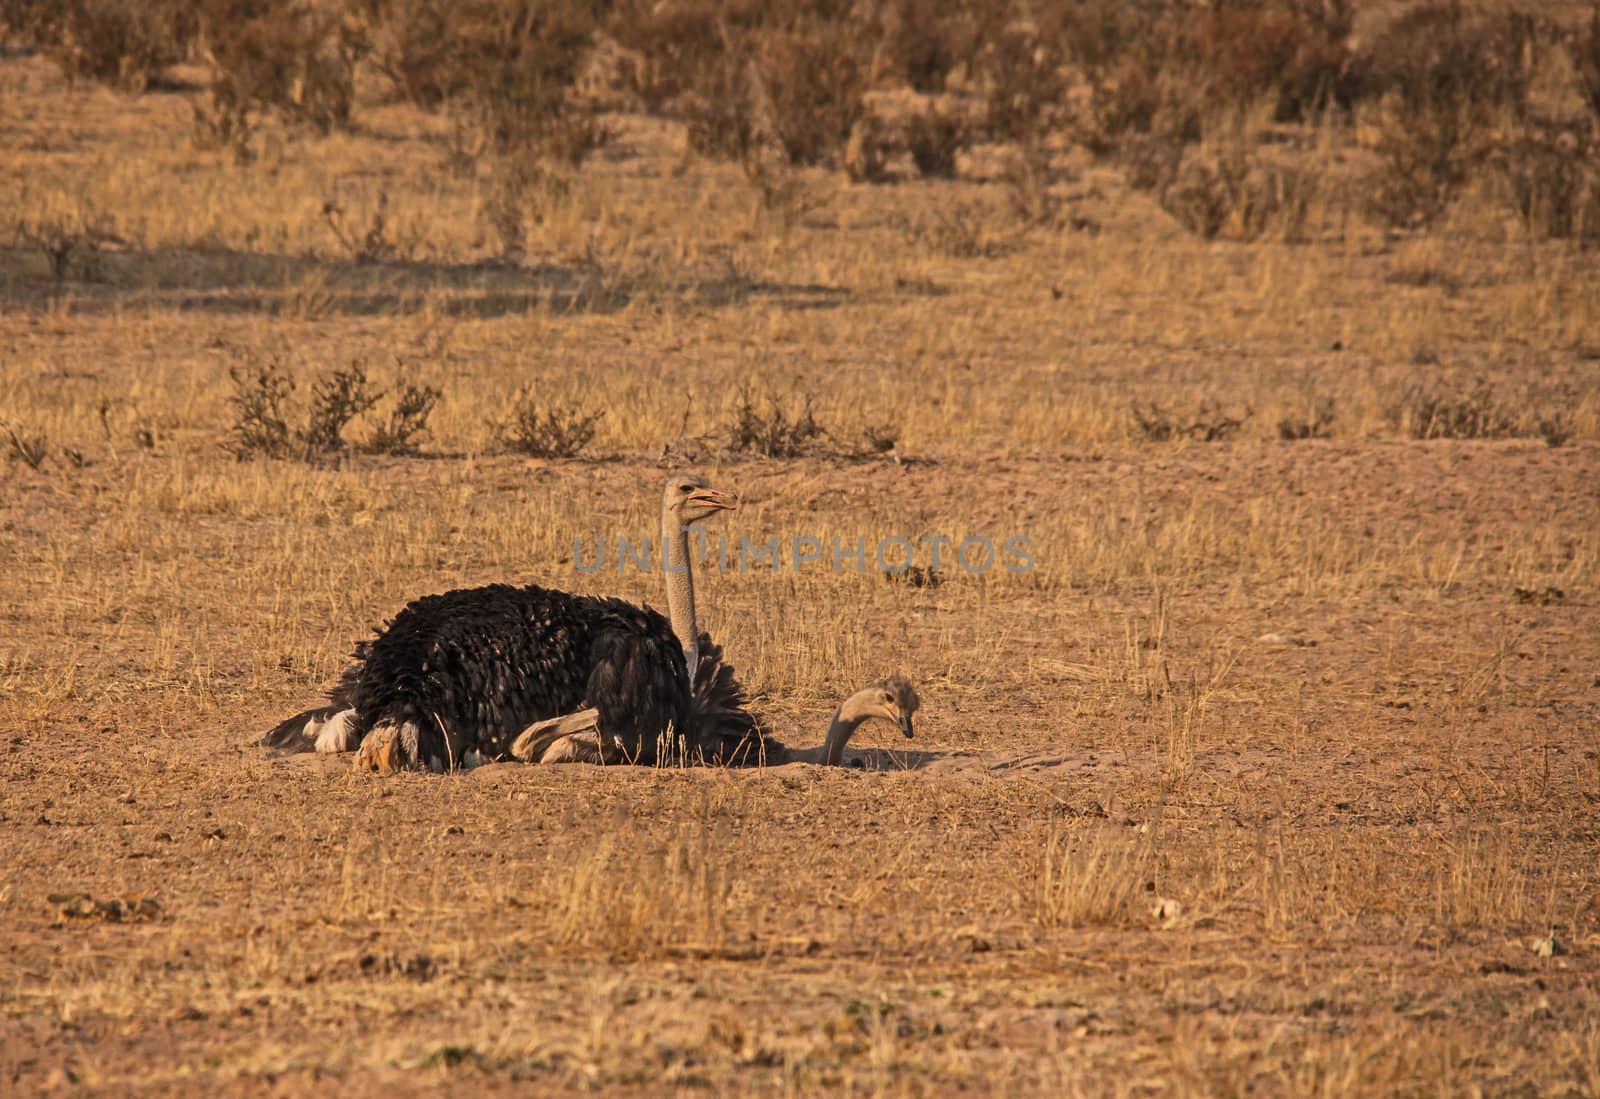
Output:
[[2, 39, 1600, 1098]]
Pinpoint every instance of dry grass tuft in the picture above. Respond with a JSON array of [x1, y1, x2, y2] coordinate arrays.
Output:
[[1032, 821, 1153, 929]]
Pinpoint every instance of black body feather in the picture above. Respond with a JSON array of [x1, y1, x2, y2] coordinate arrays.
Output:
[[265, 583, 691, 770], [688, 632, 768, 765]]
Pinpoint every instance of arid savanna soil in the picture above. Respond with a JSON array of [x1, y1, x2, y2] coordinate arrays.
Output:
[[2, 10, 1600, 1095]]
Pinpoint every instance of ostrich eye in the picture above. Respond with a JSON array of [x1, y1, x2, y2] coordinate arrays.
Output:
[[679, 484, 693, 493], [882, 692, 894, 705]]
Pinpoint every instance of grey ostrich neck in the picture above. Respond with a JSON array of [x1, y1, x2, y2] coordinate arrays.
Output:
[[820, 689, 879, 767], [662, 505, 699, 683]]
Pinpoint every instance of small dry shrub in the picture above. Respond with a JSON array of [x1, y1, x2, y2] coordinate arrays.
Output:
[[499, 394, 603, 458], [481, 156, 572, 262], [868, 0, 995, 93], [16, 210, 113, 282], [898, 200, 1008, 260], [1132, 401, 1252, 443], [1573, 7, 1600, 124], [906, 107, 970, 179], [228, 355, 437, 461], [193, 0, 366, 151], [322, 191, 425, 264], [367, 382, 441, 455], [1158, 120, 1317, 243], [1186, 1, 1354, 121], [3, 422, 49, 470], [226, 357, 296, 460], [1353, 5, 1540, 121], [1362, 98, 1483, 230], [1490, 126, 1600, 244], [23, 0, 197, 92], [614, 1, 870, 170], [1389, 377, 1519, 441], [302, 361, 381, 455], [1277, 398, 1337, 440], [725, 386, 825, 458]]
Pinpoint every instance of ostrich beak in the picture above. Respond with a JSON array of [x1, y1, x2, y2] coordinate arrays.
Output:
[[889, 705, 914, 740], [689, 487, 737, 511]]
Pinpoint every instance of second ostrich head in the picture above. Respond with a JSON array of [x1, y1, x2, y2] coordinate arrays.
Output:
[[822, 676, 920, 765]]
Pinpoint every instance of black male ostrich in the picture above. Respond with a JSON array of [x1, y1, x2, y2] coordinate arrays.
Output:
[[263, 475, 748, 772]]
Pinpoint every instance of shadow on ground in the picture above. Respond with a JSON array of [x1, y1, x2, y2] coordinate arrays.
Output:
[[263, 745, 1077, 780], [0, 245, 850, 318]]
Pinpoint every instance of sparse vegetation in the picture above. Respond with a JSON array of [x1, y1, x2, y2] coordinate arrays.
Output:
[[3, 6, 1600, 1094], [1277, 398, 1337, 441], [227, 355, 437, 461], [16, 210, 113, 282], [3, 421, 50, 469], [498, 393, 603, 458], [1132, 401, 1252, 443], [366, 380, 441, 455], [725, 386, 826, 458], [1390, 377, 1520, 441]]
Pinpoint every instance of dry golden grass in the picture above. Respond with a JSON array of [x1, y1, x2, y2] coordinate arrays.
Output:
[[2, 34, 1599, 1097]]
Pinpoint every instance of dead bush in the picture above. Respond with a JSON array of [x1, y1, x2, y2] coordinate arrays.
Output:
[[1353, 5, 1541, 121], [614, 1, 870, 170], [226, 357, 296, 460], [868, 0, 996, 93], [3, 422, 49, 470], [1186, 1, 1354, 121], [898, 201, 1009, 260], [1132, 401, 1252, 443], [1158, 132, 1317, 242], [1490, 126, 1600, 244], [1277, 398, 1337, 440], [1573, 7, 1600, 125], [366, 382, 441, 455], [480, 156, 572, 261], [499, 396, 603, 458], [1363, 99, 1483, 230], [323, 191, 422, 264], [194, 0, 366, 149], [725, 387, 825, 458], [227, 355, 436, 461], [1389, 377, 1519, 440], [906, 108, 970, 179], [23, 0, 197, 92], [302, 361, 382, 455], [16, 211, 114, 282]]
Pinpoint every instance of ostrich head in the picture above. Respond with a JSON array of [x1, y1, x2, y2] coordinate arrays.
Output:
[[663, 474, 736, 524], [821, 676, 920, 766], [851, 675, 919, 740]]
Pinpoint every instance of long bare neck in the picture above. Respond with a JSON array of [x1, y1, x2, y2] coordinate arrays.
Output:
[[662, 507, 698, 682], [819, 689, 880, 766]]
